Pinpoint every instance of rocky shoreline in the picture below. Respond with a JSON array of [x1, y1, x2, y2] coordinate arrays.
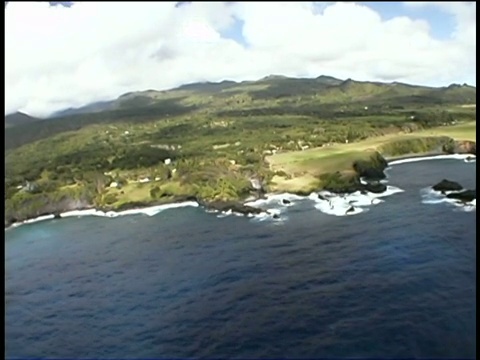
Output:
[[3, 179, 393, 230], [385, 140, 476, 163], [431, 179, 476, 203], [4, 194, 271, 230], [5, 145, 476, 230]]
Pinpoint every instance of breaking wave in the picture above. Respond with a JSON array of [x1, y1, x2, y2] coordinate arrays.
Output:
[[420, 187, 476, 212], [7, 153, 474, 229]]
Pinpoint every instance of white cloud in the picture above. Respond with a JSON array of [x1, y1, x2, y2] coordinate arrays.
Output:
[[403, 1, 476, 44], [5, 1, 476, 117]]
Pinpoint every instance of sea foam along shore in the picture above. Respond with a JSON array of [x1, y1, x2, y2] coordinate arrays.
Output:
[[390, 153, 476, 213], [5, 187, 405, 230], [388, 153, 475, 166], [5, 201, 200, 230], [421, 187, 476, 212], [5, 154, 476, 231], [61, 201, 200, 218], [244, 185, 404, 219]]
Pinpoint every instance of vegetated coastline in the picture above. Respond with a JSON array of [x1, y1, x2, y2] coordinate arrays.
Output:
[[5, 136, 476, 230], [5, 75, 476, 229]]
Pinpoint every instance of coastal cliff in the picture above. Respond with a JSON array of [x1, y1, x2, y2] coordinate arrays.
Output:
[[446, 140, 476, 155], [5, 196, 93, 228]]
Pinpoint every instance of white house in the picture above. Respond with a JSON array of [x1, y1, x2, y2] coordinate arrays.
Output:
[[164, 158, 172, 165]]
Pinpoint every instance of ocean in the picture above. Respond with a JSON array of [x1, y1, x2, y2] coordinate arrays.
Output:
[[5, 156, 476, 359]]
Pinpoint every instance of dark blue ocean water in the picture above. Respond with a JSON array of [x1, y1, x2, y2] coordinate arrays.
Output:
[[5, 158, 476, 359]]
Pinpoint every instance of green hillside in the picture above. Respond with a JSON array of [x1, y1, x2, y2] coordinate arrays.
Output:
[[5, 76, 476, 149], [4, 75, 476, 224]]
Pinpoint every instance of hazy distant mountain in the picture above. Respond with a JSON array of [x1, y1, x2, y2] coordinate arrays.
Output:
[[4, 112, 43, 128], [51, 100, 116, 118]]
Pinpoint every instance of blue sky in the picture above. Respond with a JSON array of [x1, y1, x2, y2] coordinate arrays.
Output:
[[360, 2, 456, 39], [5, 2, 476, 116]]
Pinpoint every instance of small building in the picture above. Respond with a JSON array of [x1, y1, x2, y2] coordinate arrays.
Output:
[[139, 178, 150, 183], [109, 182, 118, 188], [164, 158, 172, 165]]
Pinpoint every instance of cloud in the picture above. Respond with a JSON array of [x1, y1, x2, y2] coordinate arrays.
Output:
[[5, 1, 476, 117]]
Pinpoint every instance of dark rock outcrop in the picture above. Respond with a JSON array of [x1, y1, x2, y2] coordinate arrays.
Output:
[[323, 180, 389, 195], [272, 214, 280, 219], [352, 152, 388, 180], [203, 200, 265, 216], [318, 194, 328, 201], [5, 217, 18, 228], [363, 182, 387, 194], [172, 195, 199, 203], [432, 179, 463, 192], [353, 166, 386, 181], [282, 199, 291, 205], [446, 189, 476, 202], [454, 140, 476, 155], [324, 183, 363, 194], [292, 190, 312, 197], [322, 173, 363, 194], [5, 196, 93, 228], [322, 174, 388, 195], [320, 152, 389, 194], [345, 206, 356, 215], [113, 201, 154, 212], [443, 140, 476, 155]]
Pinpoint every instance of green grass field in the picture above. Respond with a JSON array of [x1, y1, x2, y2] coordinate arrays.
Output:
[[266, 121, 476, 191], [411, 121, 476, 141]]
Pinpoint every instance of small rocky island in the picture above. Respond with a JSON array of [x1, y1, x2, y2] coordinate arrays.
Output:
[[431, 179, 476, 203]]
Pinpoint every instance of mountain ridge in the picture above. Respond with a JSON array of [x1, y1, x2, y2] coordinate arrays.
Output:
[[34, 75, 476, 119], [5, 111, 44, 128]]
